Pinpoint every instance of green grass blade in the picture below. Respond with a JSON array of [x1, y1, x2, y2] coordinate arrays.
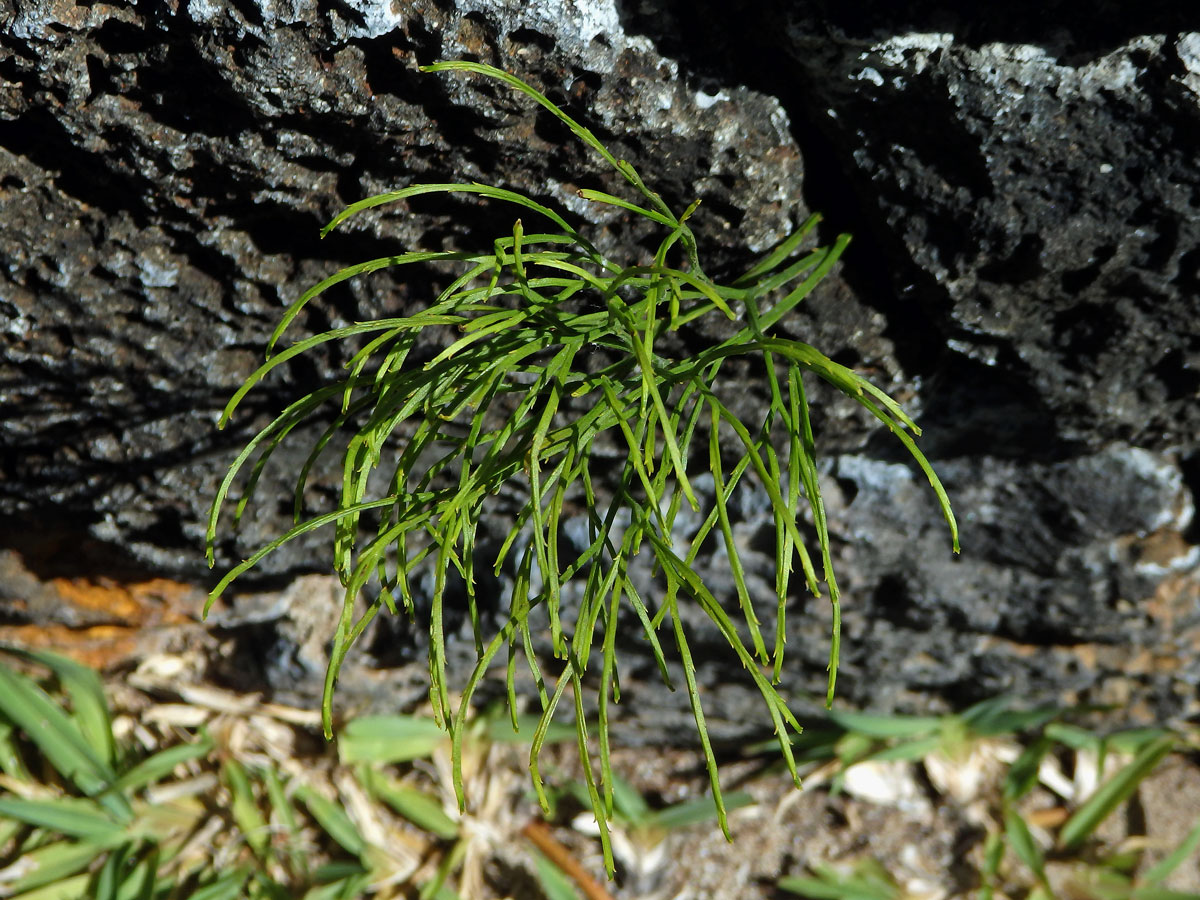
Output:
[[1143, 812, 1200, 886], [262, 766, 307, 881], [1044, 722, 1104, 751], [979, 829, 1004, 900], [865, 735, 944, 762], [3, 649, 116, 770], [8, 871, 94, 900], [530, 848, 584, 900], [364, 772, 458, 840], [961, 698, 1060, 736], [222, 759, 270, 860], [606, 771, 650, 824], [294, 783, 367, 858], [826, 710, 944, 739], [2, 839, 124, 895], [0, 796, 122, 840], [648, 791, 755, 831], [1004, 804, 1049, 887], [778, 866, 897, 900], [93, 841, 131, 900], [110, 731, 215, 794], [1004, 735, 1053, 802], [1059, 735, 1175, 851], [0, 659, 115, 797], [188, 870, 253, 900]]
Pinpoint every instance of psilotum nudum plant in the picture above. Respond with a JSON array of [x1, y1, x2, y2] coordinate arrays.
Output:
[[206, 60, 958, 872]]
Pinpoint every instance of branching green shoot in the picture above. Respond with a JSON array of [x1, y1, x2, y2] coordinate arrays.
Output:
[[205, 60, 958, 874]]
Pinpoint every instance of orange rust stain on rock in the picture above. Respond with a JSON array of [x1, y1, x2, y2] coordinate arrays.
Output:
[[0, 623, 141, 671], [455, 17, 493, 62], [1134, 529, 1193, 569], [1145, 575, 1200, 632], [48, 577, 196, 627], [1124, 648, 1181, 675], [1073, 644, 1098, 671], [51, 578, 144, 621]]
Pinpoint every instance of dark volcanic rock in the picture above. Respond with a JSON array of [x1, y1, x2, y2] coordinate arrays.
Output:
[[0, 0, 806, 579], [2, 0, 1198, 739], [784, 27, 1200, 452]]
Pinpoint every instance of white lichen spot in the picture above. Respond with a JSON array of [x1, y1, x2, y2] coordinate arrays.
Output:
[[1076, 35, 1162, 96], [335, 0, 406, 38], [1121, 447, 1189, 534], [768, 102, 792, 144], [653, 82, 674, 112], [185, 0, 224, 25], [853, 67, 885, 87], [837, 456, 915, 499], [1179, 32, 1200, 68], [460, 0, 623, 49], [947, 338, 999, 366], [137, 255, 179, 289], [695, 88, 730, 109], [1174, 33, 1200, 98], [872, 32, 955, 72], [5, 312, 31, 340]]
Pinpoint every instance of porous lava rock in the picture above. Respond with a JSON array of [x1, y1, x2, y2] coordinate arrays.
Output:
[[1, 0, 1197, 740]]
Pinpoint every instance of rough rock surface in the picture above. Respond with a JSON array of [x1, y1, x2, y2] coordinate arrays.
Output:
[[2, 1, 1198, 741]]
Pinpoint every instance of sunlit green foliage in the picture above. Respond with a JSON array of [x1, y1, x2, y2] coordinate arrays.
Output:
[[2, 653, 1196, 899], [205, 60, 958, 873], [0, 649, 571, 899], [773, 699, 1200, 900]]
